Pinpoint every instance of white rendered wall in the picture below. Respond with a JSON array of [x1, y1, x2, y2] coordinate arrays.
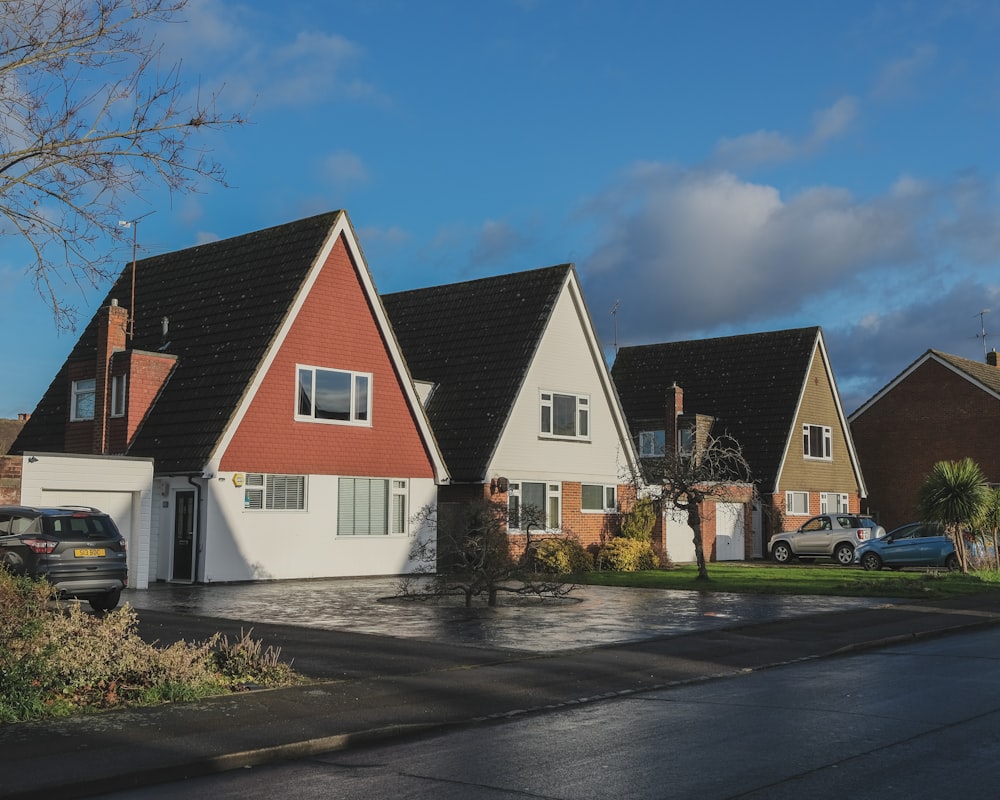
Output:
[[489, 286, 630, 487], [19, 453, 155, 589], [162, 473, 438, 583]]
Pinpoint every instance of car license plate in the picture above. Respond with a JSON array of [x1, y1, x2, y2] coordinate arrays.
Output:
[[74, 548, 106, 557]]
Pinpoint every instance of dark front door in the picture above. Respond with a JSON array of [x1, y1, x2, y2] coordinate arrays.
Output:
[[172, 490, 196, 582]]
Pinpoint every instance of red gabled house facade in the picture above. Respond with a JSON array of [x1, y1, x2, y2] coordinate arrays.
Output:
[[13, 211, 448, 585]]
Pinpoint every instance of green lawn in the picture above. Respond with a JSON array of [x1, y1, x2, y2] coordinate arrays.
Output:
[[575, 563, 1000, 600]]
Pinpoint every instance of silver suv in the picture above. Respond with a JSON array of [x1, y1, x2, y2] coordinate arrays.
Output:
[[769, 514, 885, 566], [0, 505, 128, 611]]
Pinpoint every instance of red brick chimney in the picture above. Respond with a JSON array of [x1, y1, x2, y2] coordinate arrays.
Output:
[[93, 300, 129, 453], [988, 350, 998, 368], [665, 383, 683, 457]]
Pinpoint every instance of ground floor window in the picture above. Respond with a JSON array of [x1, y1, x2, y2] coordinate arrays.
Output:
[[508, 481, 561, 530], [785, 491, 809, 515], [338, 477, 408, 535], [581, 484, 617, 513], [820, 492, 849, 513], [244, 473, 306, 510]]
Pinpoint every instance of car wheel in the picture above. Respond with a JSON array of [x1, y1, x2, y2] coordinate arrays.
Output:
[[945, 554, 960, 571], [834, 543, 855, 566], [89, 588, 121, 613], [860, 551, 882, 571], [771, 542, 793, 564]]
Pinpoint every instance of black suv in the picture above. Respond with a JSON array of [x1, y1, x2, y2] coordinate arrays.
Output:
[[0, 505, 128, 611]]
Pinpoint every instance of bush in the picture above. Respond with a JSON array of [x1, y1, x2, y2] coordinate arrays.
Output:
[[597, 537, 658, 572], [0, 570, 300, 722], [620, 497, 656, 542], [533, 537, 594, 574]]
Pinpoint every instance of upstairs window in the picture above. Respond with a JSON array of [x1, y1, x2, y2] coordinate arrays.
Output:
[[70, 378, 96, 421], [540, 392, 589, 439], [110, 375, 127, 418], [803, 424, 832, 460], [639, 430, 665, 458], [581, 484, 617, 513], [297, 365, 371, 425]]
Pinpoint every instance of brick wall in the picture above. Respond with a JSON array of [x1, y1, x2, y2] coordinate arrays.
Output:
[[851, 357, 1000, 531], [0, 456, 22, 504]]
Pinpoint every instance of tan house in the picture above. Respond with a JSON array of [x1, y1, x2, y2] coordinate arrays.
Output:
[[612, 327, 868, 559]]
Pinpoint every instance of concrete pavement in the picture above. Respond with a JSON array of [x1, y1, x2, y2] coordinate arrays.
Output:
[[3, 583, 1000, 799]]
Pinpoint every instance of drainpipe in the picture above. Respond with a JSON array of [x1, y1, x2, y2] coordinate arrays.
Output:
[[187, 475, 203, 583]]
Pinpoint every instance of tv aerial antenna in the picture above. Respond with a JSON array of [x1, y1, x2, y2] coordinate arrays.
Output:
[[117, 211, 156, 340], [976, 309, 991, 358]]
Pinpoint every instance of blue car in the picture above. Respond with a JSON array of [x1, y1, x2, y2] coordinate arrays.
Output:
[[853, 522, 958, 571]]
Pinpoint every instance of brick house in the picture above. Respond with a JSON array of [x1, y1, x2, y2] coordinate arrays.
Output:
[[849, 349, 1000, 531], [12, 211, 448, 585], [612, 327, 867, 560], [382, 265, 641, 556]]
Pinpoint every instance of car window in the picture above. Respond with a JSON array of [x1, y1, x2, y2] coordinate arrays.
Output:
[[802, 518, 827, 532], [9, 516, 36, 534], [835, 516, 854, 528], [0, 514, 11, 534]]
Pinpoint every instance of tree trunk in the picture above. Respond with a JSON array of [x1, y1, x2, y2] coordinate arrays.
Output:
[[688, 502, 709, 580]]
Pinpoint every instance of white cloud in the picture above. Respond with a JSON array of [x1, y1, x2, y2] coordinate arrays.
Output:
[[871, 45, 937, 102], [152, 0, 381, 111], [581, 166, 920, 344], [713, 96, 858, 168]]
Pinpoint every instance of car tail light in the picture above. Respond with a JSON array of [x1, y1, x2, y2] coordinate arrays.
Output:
[[855, 529, 867, 541], [22, 537, 57, 554]]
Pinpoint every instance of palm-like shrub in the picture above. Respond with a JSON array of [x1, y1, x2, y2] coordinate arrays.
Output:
[[918, 457, 989, 573]]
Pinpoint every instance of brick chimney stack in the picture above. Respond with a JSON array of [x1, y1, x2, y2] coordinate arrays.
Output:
[[988, 350, 998, 368], [93, 299, 129, 453], [665, 382, 683, 458]]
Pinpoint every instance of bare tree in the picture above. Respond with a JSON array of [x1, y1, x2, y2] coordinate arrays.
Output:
[[1, 0, 244, 328], [641, 434, 753, 581], [404, 499, 573, 607]]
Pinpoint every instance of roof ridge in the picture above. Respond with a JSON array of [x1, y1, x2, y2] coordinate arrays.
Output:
[[384, 263, 572, 298], [617, 325, 819, 352]]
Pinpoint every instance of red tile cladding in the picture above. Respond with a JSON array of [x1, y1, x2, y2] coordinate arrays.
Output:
[[219, 234, 436, 477]]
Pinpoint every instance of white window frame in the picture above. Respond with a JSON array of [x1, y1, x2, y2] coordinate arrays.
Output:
[[296, 364, 372, 426], [785, 491, 810, 515], [539, 391, 590, 440], [70, 378, 96, 421], [508, 481, 561, 531], [581, 484, 617, 513], [639, 430, 665, 458], [802, 424, 832, 460], [337, 477, 408, 536], [820, 492, 849, 514], [244, 473, 307, 511], [110, 374, 127, 418]]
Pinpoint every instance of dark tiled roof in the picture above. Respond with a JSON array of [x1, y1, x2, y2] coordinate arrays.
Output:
[[14, 212, 343, 473], [382, 265, 571, 482], [933, 350, 1000, 395], [611, 327, 821, 491]]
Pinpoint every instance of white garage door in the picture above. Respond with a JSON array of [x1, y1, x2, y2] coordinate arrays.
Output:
[[715, 502, 746, 561], [665, 510, 696, 563], [40, 490, 135, 577]]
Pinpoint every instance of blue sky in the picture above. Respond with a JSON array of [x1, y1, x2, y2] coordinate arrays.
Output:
[[3, 0, 1000, 418]]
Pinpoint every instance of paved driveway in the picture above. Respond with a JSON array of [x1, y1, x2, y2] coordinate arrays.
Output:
[[123, 577, 885, 653]]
